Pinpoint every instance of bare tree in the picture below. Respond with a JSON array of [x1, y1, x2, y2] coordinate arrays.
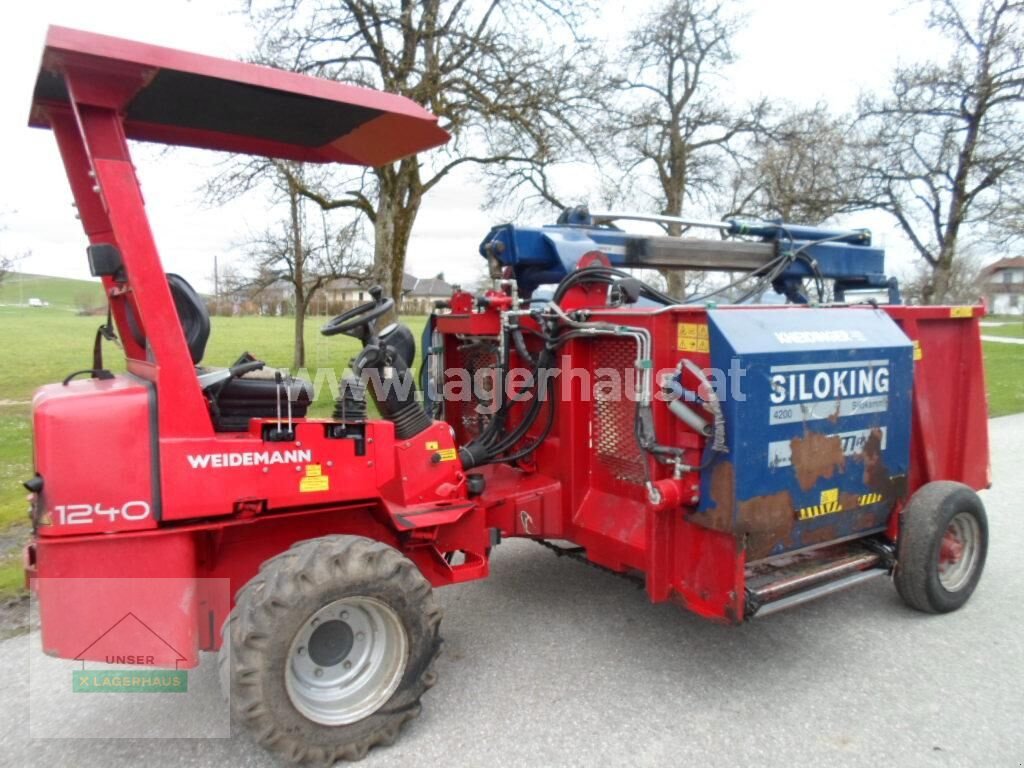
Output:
[[243, 0, 604, 307], [726, 103, 861, 224], [0, 253, 21, 286], [225, 162, 365, 366], [856, 0, 1024, 303], [0, 216, 26, 286], [995, 183, 1024, 244], [607, 0, 768, 296], [900, 247, 983, 305]]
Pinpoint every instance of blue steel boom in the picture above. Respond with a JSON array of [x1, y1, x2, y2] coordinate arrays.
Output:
[[479, 206, 899, 303]]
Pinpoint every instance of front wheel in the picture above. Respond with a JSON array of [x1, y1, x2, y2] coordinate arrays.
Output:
[[220, 535, 442, 763], [894, 481, 988, 614]]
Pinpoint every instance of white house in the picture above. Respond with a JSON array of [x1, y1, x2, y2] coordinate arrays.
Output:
[[981, 258, 1024, 315], [323, 273, 453, 313]]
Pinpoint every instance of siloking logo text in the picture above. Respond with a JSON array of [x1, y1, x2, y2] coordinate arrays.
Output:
[[768, 359, 891, 426], [770, 361, 890, 405]]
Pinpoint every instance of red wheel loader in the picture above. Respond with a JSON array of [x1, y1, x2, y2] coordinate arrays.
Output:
[[23, 27, 991, 763]]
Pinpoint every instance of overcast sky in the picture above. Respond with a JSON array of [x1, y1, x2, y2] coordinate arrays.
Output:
[[0, 0, 947, 292]]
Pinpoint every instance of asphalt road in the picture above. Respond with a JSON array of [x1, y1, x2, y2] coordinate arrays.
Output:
[[2, 415, 1023, 767]]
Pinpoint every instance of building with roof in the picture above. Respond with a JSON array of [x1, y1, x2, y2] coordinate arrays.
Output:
[[981, 257, 1024, 315], [322, 272, 454, 314]]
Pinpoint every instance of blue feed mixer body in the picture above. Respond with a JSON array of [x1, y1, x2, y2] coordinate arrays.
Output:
[[697, 308, 913, 558]]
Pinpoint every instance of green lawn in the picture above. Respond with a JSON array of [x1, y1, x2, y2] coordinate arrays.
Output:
[[981, 321, 1024, 339], [983, 340, 1024, 417], [0, 272, 105, 310]]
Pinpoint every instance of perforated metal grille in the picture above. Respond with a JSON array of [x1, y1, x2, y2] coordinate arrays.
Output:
[[447, 343, 498, 441], [591, 339, 646, 484]]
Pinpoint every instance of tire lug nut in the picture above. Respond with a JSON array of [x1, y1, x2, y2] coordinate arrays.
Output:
[[343, 661, 352, 670], [314, 668, 323, 678]]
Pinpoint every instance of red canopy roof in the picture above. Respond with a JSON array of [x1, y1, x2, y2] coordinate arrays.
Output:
[[29, 26, 450, 166]]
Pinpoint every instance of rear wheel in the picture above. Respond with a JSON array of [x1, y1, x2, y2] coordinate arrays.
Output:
[[220, 535, 442, 763], [894, 481, 988, 613]]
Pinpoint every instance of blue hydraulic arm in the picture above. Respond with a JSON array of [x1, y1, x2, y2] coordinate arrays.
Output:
[[479, 207, 899, 304]]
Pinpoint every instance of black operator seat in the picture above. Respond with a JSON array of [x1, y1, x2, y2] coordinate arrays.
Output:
[[125, 274, 312, 431]]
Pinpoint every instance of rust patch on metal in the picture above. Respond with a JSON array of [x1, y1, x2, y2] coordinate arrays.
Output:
[[839, 492, 861, 513], [737, 490, 794, 532], [692, 460, 735, 531], [855, 510, 882, 530], [853, 429, 908, 501], [858, 428, 888, 489], [739, 490, 796, 559], [800, 524, 838, 546], [691, 461, 796, 559], [790, 431, 845, 491], [888, 473, 908, 500]]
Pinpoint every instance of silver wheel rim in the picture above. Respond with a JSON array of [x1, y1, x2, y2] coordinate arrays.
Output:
[[937, 512, 981, 592], [285, 596, 408, 726]]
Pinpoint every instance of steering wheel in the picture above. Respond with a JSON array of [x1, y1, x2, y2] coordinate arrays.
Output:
[[320, 285, 394, 342]]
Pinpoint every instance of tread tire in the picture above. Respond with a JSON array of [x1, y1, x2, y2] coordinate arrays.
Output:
[[219, 535, 442, 764], [894, 481, 988, 614]]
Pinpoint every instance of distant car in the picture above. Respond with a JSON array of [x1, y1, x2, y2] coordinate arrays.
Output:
[[27, 297, 47, 307]]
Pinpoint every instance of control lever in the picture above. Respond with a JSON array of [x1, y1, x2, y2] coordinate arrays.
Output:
[[265, 370, 295, 442], [285, 373, 293, 432], [274, 371, 282, 424]]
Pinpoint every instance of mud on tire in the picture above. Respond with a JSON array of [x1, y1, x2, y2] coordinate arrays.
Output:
[[219, 535, 442, 764]]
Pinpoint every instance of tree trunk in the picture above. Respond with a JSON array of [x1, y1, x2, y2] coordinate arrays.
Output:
[[931, 261, 953, 305], [289, 185, 306, 368], [661, 192, 687, 299], [373, 170, 421, 320], [373, 191, 396, 283]]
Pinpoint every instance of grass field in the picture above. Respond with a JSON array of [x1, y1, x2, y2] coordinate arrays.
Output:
[[983, 340, 1024, 417], [981, 319, 1024, 338], [0, 300, 1021, 596], [0, 272, 105, 310]]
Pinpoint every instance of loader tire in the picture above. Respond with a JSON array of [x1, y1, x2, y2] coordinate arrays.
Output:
[[219, 535, 442, 764], [894, 481, 987, 614]]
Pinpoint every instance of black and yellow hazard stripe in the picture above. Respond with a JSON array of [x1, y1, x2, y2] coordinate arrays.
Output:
[[798, 500, 843, 521]]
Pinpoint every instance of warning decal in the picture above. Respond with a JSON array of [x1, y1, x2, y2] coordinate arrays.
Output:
[[435, 448, 458, 462], [299, 464, 330, 493], [677, 323, 709, 353]]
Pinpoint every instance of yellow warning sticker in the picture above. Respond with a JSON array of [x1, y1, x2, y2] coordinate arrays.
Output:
[[858, 492, 884, 506], [798, 500, 843, 521], [435, 448, 458, 462], [912, 339, 923, 361], [425, 441, 439, 450], [677, 323, 709, 353], [798, 488, 843, 521], [299, 464, 330, 493], [949, 306, 973, 318]]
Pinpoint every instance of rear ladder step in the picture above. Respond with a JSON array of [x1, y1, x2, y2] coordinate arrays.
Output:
[[745, 541, 891, 618]]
